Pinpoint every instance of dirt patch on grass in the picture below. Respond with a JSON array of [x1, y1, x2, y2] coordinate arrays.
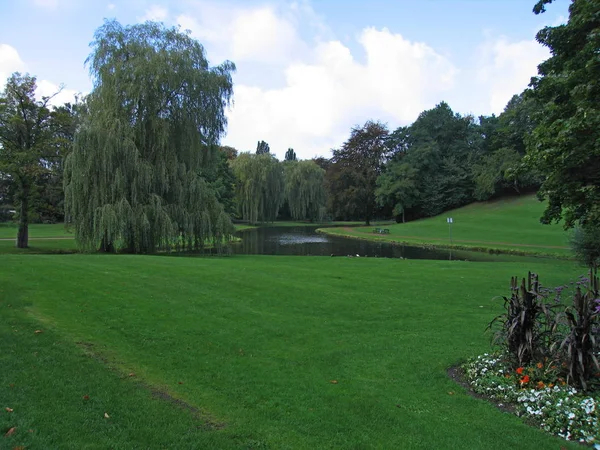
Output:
[[76, 341, 226, 430], [148, 387, 226, 430]]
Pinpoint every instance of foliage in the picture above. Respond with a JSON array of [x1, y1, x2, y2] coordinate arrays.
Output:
[[284, 148, 297, 161], [375, 103, 479, 220], [0, 73, 67, 247], [64, 20, 235, 253], [200, 146, 237, 217], [230, 152, 284, 223], [463, 352, 600, 444], [256, 140, 270, 155], [327, 120, 389, 225], [526, 0, 600, 228], [488, 272, 557, 366], [488, 270, 600, 390], [283, 160, 326, 221], [570, 223, 600, 270], [553, 271, 600, 390]]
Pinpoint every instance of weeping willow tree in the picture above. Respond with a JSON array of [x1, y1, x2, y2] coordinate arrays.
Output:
[[64, 20, 235, 253], [230, 152, 283, 224], [284, 160, 326, 222]]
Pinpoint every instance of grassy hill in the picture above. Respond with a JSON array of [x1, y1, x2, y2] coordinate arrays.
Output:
[[0, 254, 583, 449], [319, 195, 571, 257]]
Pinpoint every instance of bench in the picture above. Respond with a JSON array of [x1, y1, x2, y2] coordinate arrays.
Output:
[[373, 228, 390, 234]]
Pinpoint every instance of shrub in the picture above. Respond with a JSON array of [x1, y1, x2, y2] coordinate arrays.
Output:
[[570, 224, 600, 270], [553, 271, 600, 390], [488, 272, 557, 366]]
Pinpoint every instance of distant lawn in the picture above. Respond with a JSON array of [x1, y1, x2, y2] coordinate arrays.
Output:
[[0, 223, 251, 255], [319, 195, 571, 257], [0, 254, 584, 449], [0, 222, 74, 239]]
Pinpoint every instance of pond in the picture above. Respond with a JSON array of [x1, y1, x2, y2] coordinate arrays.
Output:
[[230, 226, 536, 262]]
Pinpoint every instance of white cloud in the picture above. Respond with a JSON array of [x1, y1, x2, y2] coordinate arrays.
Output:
[[475, 37, 549, 113], [139, 5, 169, 23], [229, 8, 303, 64], [176, 1, 318, 66], [36, 80, 81, 107], [0, 44, 81, 105], [107, 3, 116, 11], [223, 27, 457, 159], [0, 44, 26, 88]]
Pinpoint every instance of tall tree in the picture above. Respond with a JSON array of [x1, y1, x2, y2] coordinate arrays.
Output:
[[328, 120, 389, 225], [284, 160, 326, 221], [0, 73, 61, 247], [256, 140, 270, 155], [64, 20, 235, 253], [527, 0, 600, 228], [375, 103, 478, 220], [284, 148, 297, 161], [230, 153, 284, 223]]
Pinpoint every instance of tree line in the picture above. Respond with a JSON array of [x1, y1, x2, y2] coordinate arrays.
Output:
[[0, 0, 597, 251]]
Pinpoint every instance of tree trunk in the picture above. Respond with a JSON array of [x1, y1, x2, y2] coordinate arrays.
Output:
[[99, 232, 115, 253], [16, 187, 29, 249], [402, 209, 405, 223]]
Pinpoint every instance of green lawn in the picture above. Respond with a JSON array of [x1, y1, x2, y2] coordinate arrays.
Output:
[[319, 195, 571, 257], [0, 222, 74, 239], [0, 254, 584, 449], [0, 223, 250, 255]]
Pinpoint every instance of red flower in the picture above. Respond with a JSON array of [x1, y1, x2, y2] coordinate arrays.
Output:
[[520, 375, 530, 385], [516, 367, 524, 375]]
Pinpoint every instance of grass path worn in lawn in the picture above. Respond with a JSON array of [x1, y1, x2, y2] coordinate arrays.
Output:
[[0, 254, 584, 449], [319, 195, 571, 257]]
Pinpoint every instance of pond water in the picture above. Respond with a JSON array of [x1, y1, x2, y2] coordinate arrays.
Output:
[[229, 226, 531, 262]]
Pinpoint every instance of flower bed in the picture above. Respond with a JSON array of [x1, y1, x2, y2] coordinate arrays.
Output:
[[463, 352, 600, 445]]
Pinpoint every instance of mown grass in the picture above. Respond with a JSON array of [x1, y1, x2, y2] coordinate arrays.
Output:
[[319, 195, 571, 257], [0, 223, 251, 255], [0, 254, 585, 449], [0, 222, 74, 239]]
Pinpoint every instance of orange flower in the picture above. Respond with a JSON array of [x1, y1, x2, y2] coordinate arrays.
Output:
[[520, 375, 530, 385], [536, 362, 543, 369], [548, 383, 554, 388], [516, 367, 524, 375], [536, 381, 545, 389]]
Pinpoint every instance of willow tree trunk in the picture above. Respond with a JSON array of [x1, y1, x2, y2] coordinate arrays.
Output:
[[16, 186, 29, 249]]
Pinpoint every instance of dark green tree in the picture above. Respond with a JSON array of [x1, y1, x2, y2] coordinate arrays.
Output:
[[376, 103, 478, 220], [256, 140, 270, 155], [526, 0, 600, 228], [64, 20, 235, 253], [328, 120, 389, 225], [230, 152, 284, 223], [0, 73, 62, 247], [284, 148, 297, 161], [284, 160, 326, 221]]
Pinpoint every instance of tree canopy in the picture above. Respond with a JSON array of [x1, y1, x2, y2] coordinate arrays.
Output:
[[230, 152, 284, 224], [525, 0, 600, 228], [0, 73, 67, 247], [64, 20, 235, 253], [327, 120, 389, 225], [284, 160, 326, 222], [256, 140, 270, 155]]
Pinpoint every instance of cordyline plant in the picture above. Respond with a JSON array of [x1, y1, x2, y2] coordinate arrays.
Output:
[[488, 272, 557, 367], [553, 270, 600, 390]]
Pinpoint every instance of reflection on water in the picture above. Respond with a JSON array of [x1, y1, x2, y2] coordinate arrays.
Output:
[[229, 226, 518, 262]]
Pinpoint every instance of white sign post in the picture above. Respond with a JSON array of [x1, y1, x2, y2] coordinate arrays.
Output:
[[447, 217, 453, 244]]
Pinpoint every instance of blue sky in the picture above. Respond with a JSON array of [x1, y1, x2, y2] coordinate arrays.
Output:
[[0, 0, 569, 159]]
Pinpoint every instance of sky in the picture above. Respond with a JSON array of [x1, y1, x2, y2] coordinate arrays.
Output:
[[0, 0, 569, 160]]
